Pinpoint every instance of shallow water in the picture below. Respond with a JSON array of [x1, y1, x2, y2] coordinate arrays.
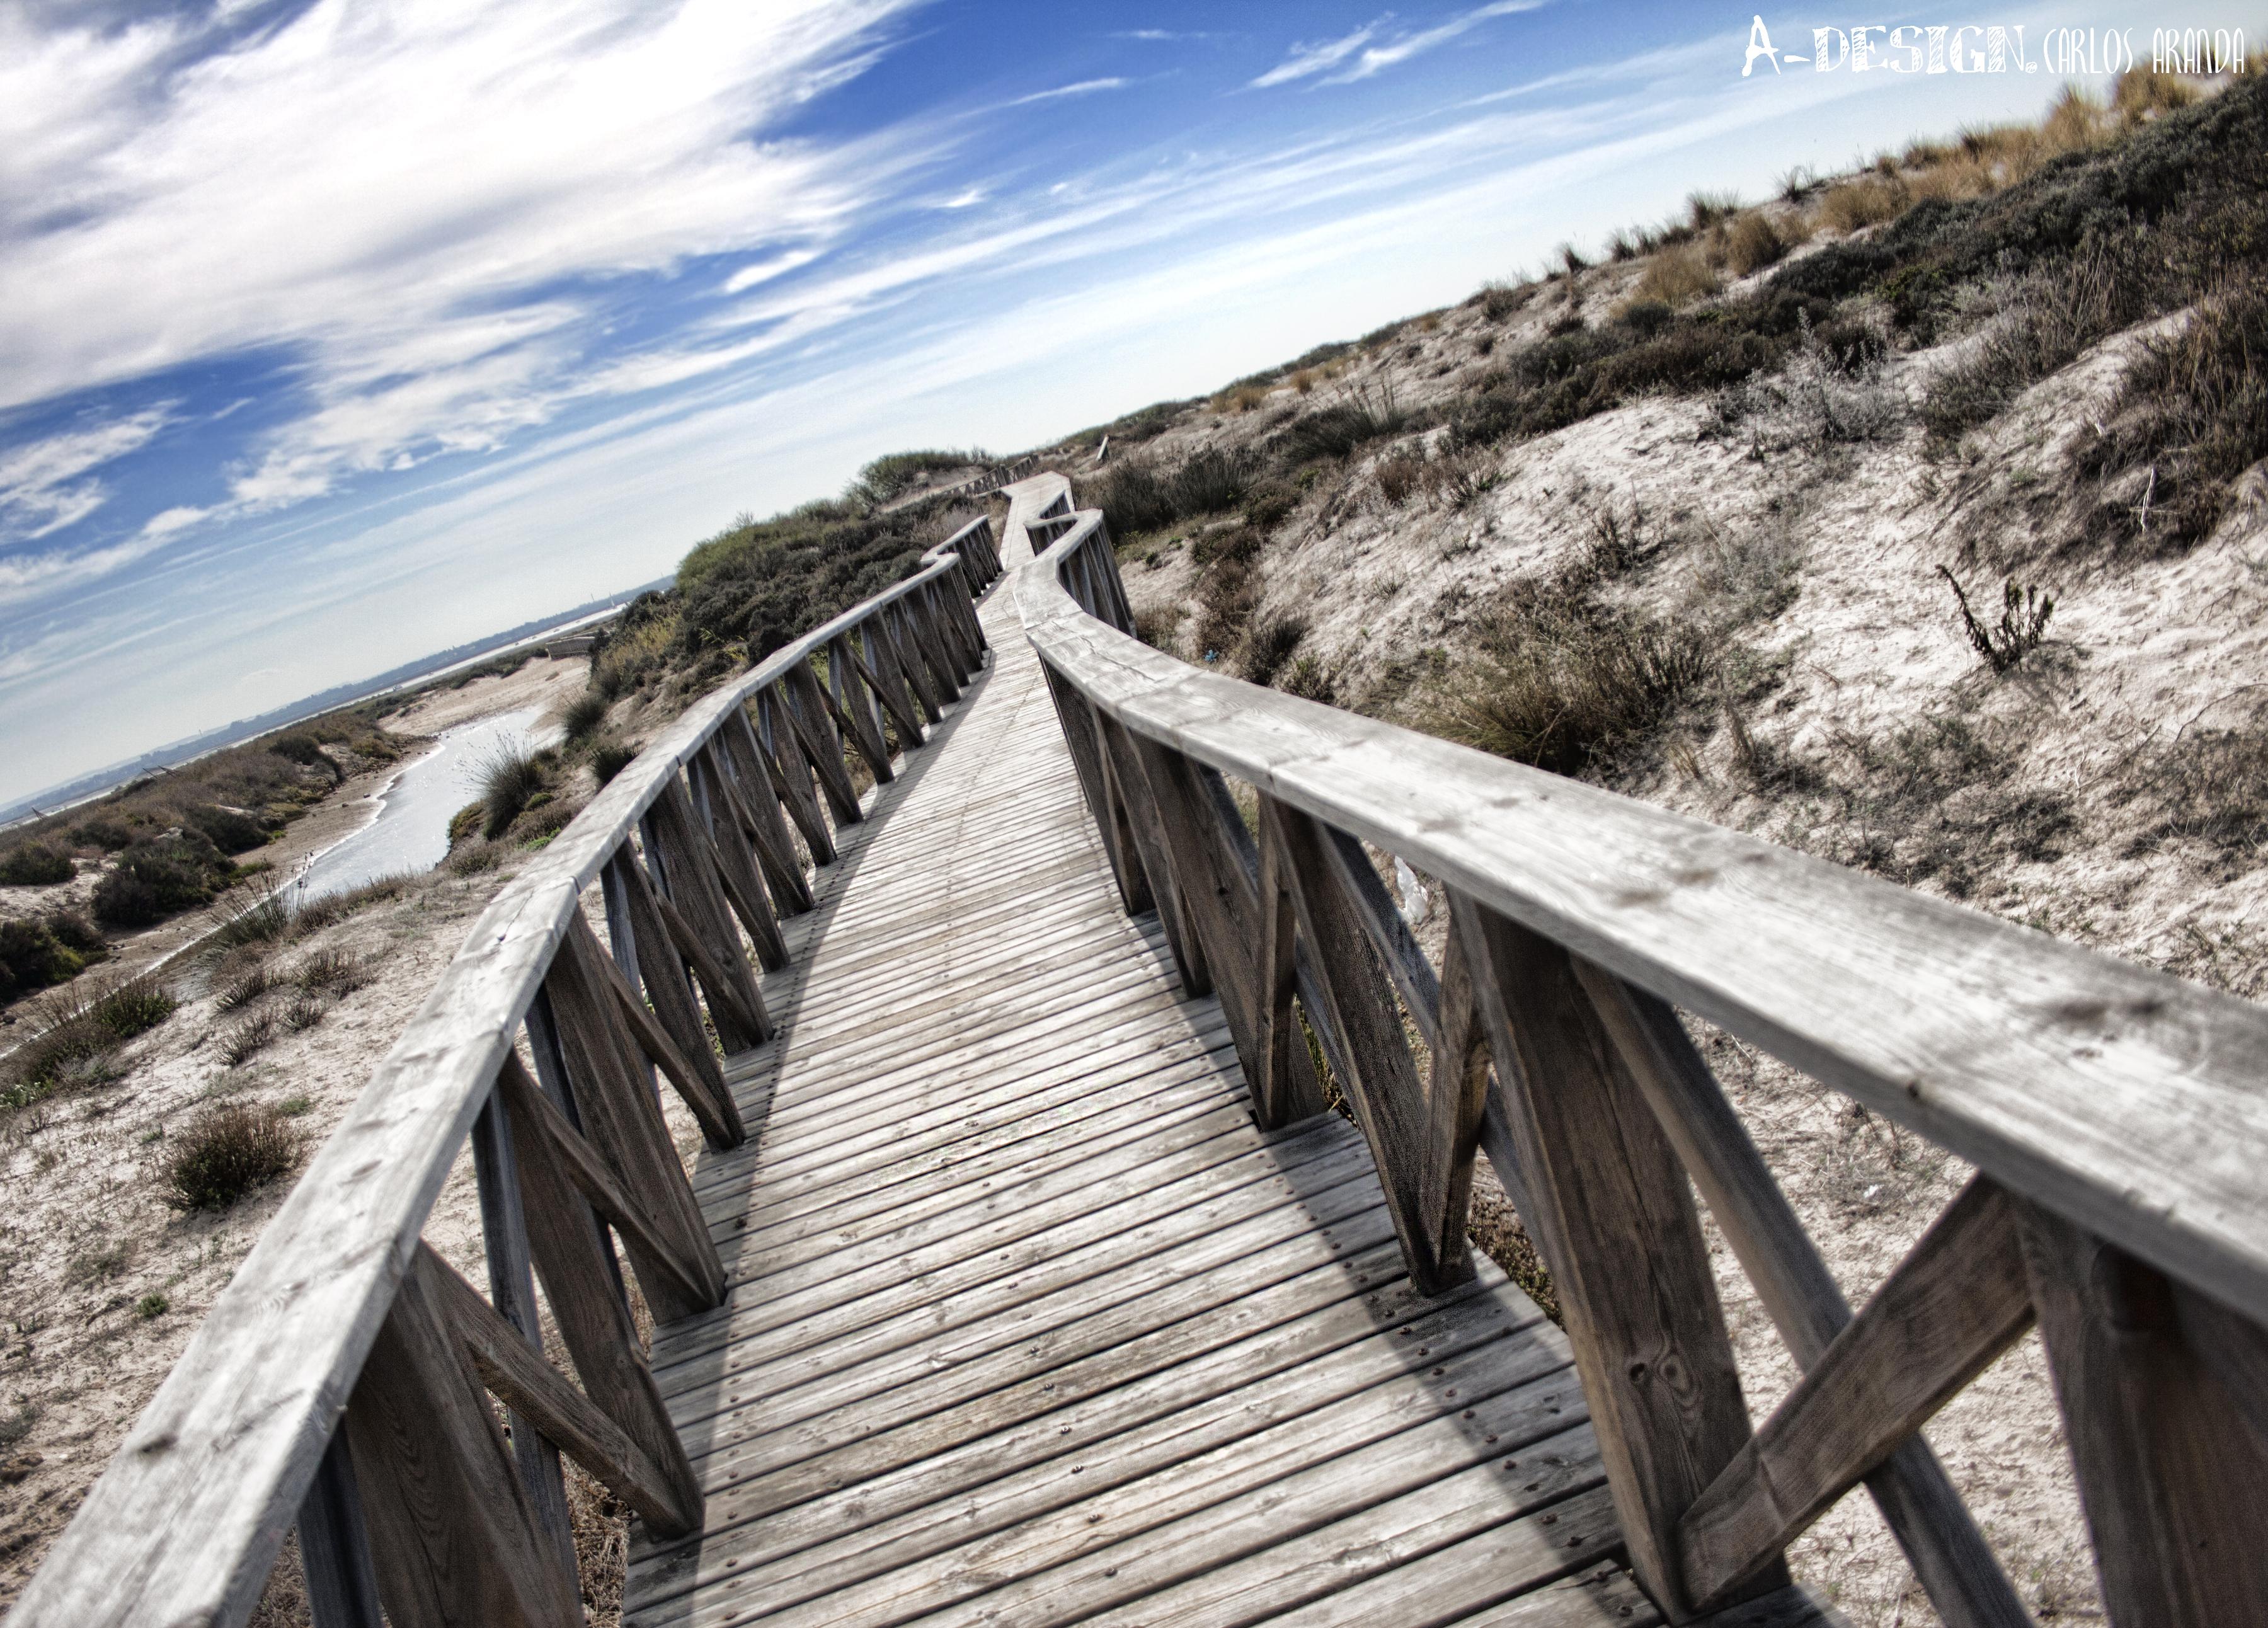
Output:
[[297, 708, 548, 899]]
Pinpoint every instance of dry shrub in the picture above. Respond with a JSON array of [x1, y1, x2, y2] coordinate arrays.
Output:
[[1723, 212, 1785, 276], [295, 948, 372, 995], [1816, 175, 1904, 233], [1215, 382, 1270, 413], [1477, 280, 1530, 321], [219, 1011, 278, 1066], [1194, 557, 1260, 662], [1425, 585, 1713, 778], [2078, 269, 2268, 547], [1241, 616, 1307, 687], [1132, 605, 1186, 655], [2115, 66, 2202, 123], [1291, 368, 1317, 394], [1923, 238, 2155, 445], [2042, 83, 2109, 151], [1629, 244, 1717, 309], [2153, 709, 2268, 859], [1375, 454, 1423, 505], [164, 1103, 301, 1210], [1424, 449, 1499, 508]]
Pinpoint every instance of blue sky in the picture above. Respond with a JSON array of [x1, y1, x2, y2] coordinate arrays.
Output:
[[0, 0, 2167, 803]]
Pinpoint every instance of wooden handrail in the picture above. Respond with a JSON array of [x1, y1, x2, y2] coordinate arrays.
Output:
[[1009, 474, 2268, 1627], [11, 522, 1002, 1627]]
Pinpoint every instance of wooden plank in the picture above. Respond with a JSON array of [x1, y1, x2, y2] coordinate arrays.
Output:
[[539, 951, 726, 1322], [563, 913, 738, 1148], [1094, 710, 1206, 994], [716, 707, 816, 914], [1455, 890, 1773, 1619], [823, 633, 894, 784], [782, 663, 865, 827], [1267, 794, 1467, 1295], [686, 743, 790, 971], [883, 600, 946, 723], [1676, 1179, 2034, 1610], [1251, 802, 1328, 1128], [607, 846, 726, 1103], [1576, 963, 2030, 1628], [753, 689, 839, 865], [295, 1430, 384, 1628], [844, 625, 926, 749], [497, 1051, 718, 1317], [643, 779, 773, 1054], [1040, 663, 1143, 915], [1018, 534, 2268, 1329], [341, 1238, 582, 1628], [416, 1243, 699, 1537], [2019, 1202, 2268, 1626], [505, 1045, 707, 1539], [467, 1095, 575, 1569], [636, 1268, 1545, 1619], [1122, 733, 1266, 1082]]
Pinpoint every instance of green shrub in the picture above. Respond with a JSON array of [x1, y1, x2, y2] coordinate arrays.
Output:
[[477, 747, 551, 839], [212, 884, 291, 949], [1271, 383, 1407, 464], [70, 817, 135, 852], [88, 977, 177, 1040], [0, 844, 73, 886], [592, 738, 639, 786], [559, 689, 609, 742], [1094, 446, 1261, 537], [93, 832, 229, 926], [164, 1103, 301, 1210], [2, 920, 76, 999], [182, 804, 271, 856]]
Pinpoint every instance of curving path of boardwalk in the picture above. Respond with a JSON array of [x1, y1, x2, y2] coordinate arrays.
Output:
[[620, 524, 1836, 1628]]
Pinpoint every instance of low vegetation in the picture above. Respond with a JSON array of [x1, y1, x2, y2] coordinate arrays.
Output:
[[163, 1103, 301, 1211], [3, 975, 178, 1111]]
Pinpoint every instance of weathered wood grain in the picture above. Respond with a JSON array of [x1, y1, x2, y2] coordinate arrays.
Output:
[[2019, 1203, 2268, 1626], [1577, 964, 2029, 1628], [342, 1242, 582, 1628], [1677, 1179, 2034, 1609], [1456, 891, 1773, 1617], [1267, 794, 1468, 1295], [1012, 503, 2268, 1328], [418, 1244, 699, 1536]]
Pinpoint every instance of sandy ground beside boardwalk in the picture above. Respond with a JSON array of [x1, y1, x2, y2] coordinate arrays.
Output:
[[0, 653, 640, 1615]]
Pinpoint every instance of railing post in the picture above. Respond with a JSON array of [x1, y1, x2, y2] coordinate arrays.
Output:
[[1452, 890, 1776, 1620], [340, 1246, 583, 1627], [469, 1092, 575, 1573], [297, 1428, 384, 1628], [2019, 1206, 2268, 1626], [1574, 963, 2033, 1628]]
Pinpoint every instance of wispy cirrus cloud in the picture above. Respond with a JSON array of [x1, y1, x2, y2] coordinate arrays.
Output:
[[1005, 77, 1131, 106], [1251, 2, 1544, 88], [0, 407, 172, 552], [1249, 19, 1384, 87]]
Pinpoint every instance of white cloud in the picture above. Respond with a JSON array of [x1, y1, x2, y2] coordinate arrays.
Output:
[[1006, 77, 1130, 106], [0, 0, 920, 514], [0, 407, 171, 547], [1250, 20, 1383, 88], [1325, 1, 1545, 83]]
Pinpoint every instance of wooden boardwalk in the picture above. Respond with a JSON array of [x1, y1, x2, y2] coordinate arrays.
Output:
[[621, 566, 1818, 1627]]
